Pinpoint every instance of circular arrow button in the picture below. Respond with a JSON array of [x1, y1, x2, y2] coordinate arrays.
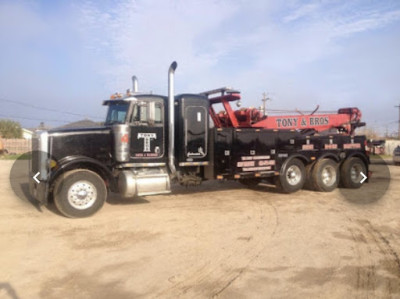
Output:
[[9, 151, 60, 207], [339, 155, 390, 204]]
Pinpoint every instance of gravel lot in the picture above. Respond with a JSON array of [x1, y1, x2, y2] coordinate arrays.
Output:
[[0, 160, 399, 298]]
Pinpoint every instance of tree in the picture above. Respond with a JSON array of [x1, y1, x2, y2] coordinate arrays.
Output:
[[360, 127, 381, 140], [0, 119, 22, 138]]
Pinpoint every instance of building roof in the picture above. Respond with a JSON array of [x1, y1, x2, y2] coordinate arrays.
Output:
[[55, 119, 100, 129], [22, 128, 33, 134]]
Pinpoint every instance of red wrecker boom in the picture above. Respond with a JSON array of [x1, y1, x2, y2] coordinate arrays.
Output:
[[202, 88, 365, 135]]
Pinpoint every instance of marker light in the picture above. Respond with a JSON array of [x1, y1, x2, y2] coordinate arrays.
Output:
[[48, 159, 57, 169], [110, 92, 123, 100]]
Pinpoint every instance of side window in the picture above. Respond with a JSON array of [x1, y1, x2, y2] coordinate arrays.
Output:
[[131, 103, 148, 124], [139, 105, 148, 122], [130, 101, 163, 126], [155, 102, 163, 124]]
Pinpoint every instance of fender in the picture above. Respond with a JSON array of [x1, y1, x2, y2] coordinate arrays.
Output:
[[344, 152, 370, 168], [318, 153, 340, 162], [49, 155, 115, 189]]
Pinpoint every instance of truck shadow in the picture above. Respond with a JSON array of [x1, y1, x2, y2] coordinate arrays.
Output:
[[170, 180, 282, 195], [107, 192, 150, 205], [9, 157, 42, 213], [105, 180, 282, 205], [15, 182, 42, 213], [0, 282, 20, 299]]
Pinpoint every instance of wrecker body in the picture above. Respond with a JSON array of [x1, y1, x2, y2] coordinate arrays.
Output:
[[29, 62, 369, 217]]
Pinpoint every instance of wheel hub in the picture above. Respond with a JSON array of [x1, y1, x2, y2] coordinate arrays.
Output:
[[68, 181, 97, 210], [321, 166, 336, 186], [77, 190, 88, 199], [287, 165, 301, 186], [350, 164, 362, 183]]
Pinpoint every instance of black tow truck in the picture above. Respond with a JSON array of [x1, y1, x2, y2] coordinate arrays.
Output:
[[29, 62, 369, 218]]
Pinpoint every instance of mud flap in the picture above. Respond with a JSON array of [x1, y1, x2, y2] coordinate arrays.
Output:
[[29, 175, 48, 205]]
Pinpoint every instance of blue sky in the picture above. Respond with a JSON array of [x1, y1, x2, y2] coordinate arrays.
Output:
[[0, 0, 399, 135]]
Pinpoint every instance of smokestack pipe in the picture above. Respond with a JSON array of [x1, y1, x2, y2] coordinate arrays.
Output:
[[132, 76, 138, 92], [168, 61, 178, 176]]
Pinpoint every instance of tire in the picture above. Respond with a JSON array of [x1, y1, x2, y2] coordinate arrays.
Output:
[[340, 157, 367, 189], [311, 159, 339, 192], [303, 161, 316, 190], [239, 178, 261, 187], [53, 169, 107, 218], [276, 158, 305, 193]]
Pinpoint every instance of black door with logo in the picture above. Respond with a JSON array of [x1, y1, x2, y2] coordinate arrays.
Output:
[[185, 106, 207, 159], [129, 97, 165, 162]]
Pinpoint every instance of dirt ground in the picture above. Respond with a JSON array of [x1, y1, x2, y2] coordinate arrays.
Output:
[[0, 160, 399, 299]]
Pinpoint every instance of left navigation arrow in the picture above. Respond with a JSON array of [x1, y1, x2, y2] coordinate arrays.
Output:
[[33, 172, 40, 184]]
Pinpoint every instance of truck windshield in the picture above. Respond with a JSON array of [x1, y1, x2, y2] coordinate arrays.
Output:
[[105, 102, 129, 125]]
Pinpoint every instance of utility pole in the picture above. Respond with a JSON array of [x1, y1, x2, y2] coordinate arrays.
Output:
[[261, 92, 271, 116], [396, 104, 400, 139]]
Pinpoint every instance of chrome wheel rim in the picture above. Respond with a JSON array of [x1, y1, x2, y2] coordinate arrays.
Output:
[[286, 165, 302, 186], [68, 180, 97, 210], [321, 165, 336, 187], [350, 164, 362, 183]]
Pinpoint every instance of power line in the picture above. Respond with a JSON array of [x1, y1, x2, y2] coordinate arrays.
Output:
[[0, 113, 70, 124], [267, 109, 337, 114], [0, 98, 103, 120]]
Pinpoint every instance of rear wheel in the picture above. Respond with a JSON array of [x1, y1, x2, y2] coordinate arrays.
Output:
[[311, 159, 339, 192], [53, 169, 107, 218], [340, 157, 366, 189], [276, 158, 305, 193], [303, 161, 316, 190]]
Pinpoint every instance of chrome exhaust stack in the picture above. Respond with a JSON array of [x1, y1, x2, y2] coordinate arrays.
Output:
[[168, 61, 178, 176], [132, 76, 138, 93]]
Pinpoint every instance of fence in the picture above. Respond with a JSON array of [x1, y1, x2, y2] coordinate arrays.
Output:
[[2, 139, 31, 154]]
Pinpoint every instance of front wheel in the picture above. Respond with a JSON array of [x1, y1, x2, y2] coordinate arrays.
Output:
[[53, 169, 107, 218], [276, 158, 305, 193]]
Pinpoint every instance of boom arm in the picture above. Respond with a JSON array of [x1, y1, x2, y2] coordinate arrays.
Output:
[[202, 88, 365, 135], [252, 108, 364, 135]]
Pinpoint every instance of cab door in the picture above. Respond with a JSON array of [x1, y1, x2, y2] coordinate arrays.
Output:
[[185, 106, 207, 158], [129, 98, 165, 161]]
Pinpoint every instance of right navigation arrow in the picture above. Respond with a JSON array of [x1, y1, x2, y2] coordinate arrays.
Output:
[[360, 172, 367, 184]]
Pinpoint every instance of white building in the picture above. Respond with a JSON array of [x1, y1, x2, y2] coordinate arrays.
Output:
[[22, 128, 33, 139], [385, 139, 400, 155]]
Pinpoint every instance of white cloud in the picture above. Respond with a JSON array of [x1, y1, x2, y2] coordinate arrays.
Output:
[[1, 0, 400, 130], [78, 1, 400, 91], [283, 2, 320, 23], [332, 9, 400, 37], [78, 0, 240, 93]]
